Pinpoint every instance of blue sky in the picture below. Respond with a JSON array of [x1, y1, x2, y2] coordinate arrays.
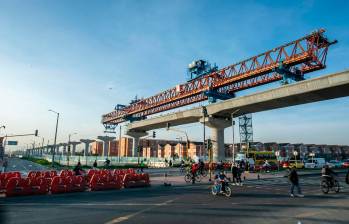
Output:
[[0, 0, 349, 151]]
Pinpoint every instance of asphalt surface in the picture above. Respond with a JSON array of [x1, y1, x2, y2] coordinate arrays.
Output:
[[4, 157, 46, 174], [1, 171, 348, 224]]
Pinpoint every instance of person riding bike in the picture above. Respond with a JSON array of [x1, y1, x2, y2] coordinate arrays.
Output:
[[190, 162, 200, 184], [217, 171, 228, 192], [198, 159, 205, 175], [321, 165, 337, 187]]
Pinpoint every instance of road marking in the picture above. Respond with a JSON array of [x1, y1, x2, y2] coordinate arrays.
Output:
[[105, 199, 176, 224], [1, 203, 173, 206], [296, 211, 321, 218]]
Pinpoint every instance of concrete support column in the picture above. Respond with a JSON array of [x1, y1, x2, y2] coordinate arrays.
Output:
[[126, 130, 148, 157], [61, 143, 68, 155], [200, 117, 231, 162], [56, 144, 62, 155], [80, 139, 95, 157], [97, 136, 115, 157], [70, 142, 81, 156], [47, 145, 53, 155]]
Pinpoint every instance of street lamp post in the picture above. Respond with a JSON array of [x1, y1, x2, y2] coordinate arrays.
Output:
[[176, 137, 183, 160], [275, 151, 280, 172], [48, 109, 59, 167], [309, 152, 315, 164], [231, 109, 240, 164], [293, 150, 299, 168], [118, 125, 123, 163]]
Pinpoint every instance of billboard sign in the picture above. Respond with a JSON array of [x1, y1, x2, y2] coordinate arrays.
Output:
[[7, 141, 18, 146]]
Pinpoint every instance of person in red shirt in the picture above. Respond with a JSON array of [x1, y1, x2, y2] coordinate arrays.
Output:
[[191, 162, 199, 184]]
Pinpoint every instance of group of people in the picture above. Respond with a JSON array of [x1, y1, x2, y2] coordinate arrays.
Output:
[[287, 164, 349, 198]]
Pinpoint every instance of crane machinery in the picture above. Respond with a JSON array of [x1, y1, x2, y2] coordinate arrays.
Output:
[[102, 29, 337, 130]]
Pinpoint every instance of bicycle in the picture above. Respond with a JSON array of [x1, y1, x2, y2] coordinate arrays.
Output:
[[211, 180, 232, 197], [184, 172, 202, 183], [321, 175, 340, 194]]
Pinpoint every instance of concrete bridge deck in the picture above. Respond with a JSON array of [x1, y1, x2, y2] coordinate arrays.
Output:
[[128, 70, 349, 132]]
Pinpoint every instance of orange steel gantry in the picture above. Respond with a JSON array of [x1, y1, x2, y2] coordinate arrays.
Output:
[[102, 29, 336, 126]]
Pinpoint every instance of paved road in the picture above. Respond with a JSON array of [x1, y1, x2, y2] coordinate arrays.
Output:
[[4, 158, 46, 174], [1, 174, 348, 224]]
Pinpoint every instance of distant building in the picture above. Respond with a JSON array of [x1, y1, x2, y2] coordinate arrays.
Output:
[[88, 136, 349, 161]]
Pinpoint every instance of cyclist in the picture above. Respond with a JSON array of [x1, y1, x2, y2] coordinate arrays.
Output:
[[321, 165, 336, 187], [198, 159, 205, 175], [104, 158, 111, 168], [218, 171, 228, 192], [191, 162, 199, 184]]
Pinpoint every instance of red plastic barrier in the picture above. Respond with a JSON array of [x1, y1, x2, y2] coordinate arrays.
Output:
[[28, 177, 49, 195], [65, 176, 85, 192], [123, 173, 150, 188], [59, 170, 74, 177], [0, 172, 21, 191], [89, 172, 122, 191], [5, 177, 31, 197], [51, 176, 67, 194]]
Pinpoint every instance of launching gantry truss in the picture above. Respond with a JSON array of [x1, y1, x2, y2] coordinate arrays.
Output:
[[102, 29, 336, 126]]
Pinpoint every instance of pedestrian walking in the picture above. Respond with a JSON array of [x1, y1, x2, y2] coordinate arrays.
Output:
[[140, 160, 145, 173], [93, 160, 98, 169], [73, 162, 84, 176], [237, 164, 243, 185], [3, 158, 8, 172], [0, 159, 4, 173], [288, 166, 304, 197], [231, 163, 238, 185]]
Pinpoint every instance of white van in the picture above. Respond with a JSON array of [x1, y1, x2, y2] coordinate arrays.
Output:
[[304, 158, 326, 168]]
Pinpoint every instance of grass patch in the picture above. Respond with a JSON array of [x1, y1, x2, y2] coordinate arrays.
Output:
[[22, 157, 62, 168], [21, 157, 148, 170]]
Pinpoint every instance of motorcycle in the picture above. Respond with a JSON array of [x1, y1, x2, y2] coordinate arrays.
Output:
[[211, 180, 232, 197]]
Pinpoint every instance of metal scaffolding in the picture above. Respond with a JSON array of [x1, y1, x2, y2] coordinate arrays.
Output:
[[239, 114, 253, 150]]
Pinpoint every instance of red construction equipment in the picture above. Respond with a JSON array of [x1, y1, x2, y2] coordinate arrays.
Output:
[[102, 29, 336, 126]]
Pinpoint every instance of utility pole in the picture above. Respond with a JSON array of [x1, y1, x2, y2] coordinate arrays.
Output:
[[202, 106, 208, 160], [231, 109, 240, 163], [49, 109, 60, 167], [118, 125, 122, 163]]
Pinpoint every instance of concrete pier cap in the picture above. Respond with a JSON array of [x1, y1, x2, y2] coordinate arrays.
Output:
[[200, 116, 231, 162], [97, 136, 115, 157], [126, 130, 148, 157]]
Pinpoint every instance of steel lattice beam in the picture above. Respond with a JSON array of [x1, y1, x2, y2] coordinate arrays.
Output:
[[102, 29, 336, 125]]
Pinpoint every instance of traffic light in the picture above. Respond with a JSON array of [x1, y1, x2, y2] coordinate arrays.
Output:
[[34, 130, 38, 136], [152, 131, 156, 138]]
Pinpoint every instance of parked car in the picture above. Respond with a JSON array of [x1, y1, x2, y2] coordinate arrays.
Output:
[[289, 160, 304, 169], [305, 158, 326, 168], [342, 159, 349, 168], [327, 160, 343, 168], [281, 161, 290, 169], [253, 161, 278, 172]]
